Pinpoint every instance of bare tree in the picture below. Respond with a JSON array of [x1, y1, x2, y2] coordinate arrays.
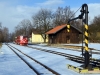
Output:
[[32, 9, 53, 43], [89, 15, 100, 42], [15, 19, 32, 36], [0, 23, 3, 42], [9, 32, 15, 42], [15, 25, 22, 36], [19, 19, 32, 35], [2, 27, 9, 42], [53, 6, 75, 26]]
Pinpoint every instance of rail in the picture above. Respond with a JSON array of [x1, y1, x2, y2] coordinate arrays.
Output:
[[6, 43, 60, 75]]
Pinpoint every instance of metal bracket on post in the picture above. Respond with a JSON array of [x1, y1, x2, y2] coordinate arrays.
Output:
[[67, 3, 91, 69]]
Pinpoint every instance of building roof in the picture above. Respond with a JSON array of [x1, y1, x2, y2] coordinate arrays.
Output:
[[46, 24, 82, 34]]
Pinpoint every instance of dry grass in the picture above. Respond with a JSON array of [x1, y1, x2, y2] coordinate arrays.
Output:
[[49, 44, 91, 51], [49, 44, 81, 49]]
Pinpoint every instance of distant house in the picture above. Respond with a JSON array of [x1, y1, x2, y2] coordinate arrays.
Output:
[[30, 29, 48, 43], [46, 24, 82, 44]]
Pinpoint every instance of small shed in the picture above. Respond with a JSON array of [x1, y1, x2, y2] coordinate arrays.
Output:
[[46, 24, 82, 44], [30, 29, 48, 43], [30, 30, 44, 43]]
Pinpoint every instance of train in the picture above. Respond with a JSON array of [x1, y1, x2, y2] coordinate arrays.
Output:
[[15, 35, 28, 46]]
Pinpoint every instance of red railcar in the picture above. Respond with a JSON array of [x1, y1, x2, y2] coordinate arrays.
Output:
[[15, 36, 28, 46]]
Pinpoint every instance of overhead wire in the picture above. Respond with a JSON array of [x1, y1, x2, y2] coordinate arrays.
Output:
[[69, 6, 82, 19]]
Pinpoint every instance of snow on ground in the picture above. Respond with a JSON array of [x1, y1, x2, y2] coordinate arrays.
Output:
[[10, 43, 82, 75], [0, 43, 100, 75], [88, 43, 100, 50], [29, 44, 100, 59], [64, 43, 100, 50], [30, 44, 82, 56], [0, 43, 36, 75]]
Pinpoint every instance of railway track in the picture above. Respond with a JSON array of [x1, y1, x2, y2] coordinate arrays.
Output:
[[6, 43, 60, 75], [43, 44, 100, 54], [27, 45, 100, 68], [27, 46, 84, 64], [32, 44, 100, 55], [63, 45, 100, 54]]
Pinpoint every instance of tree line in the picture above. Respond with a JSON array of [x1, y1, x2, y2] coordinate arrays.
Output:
[[0, 23, 9, 42], [89, 15, 100, 42], [0, 6, 100, 43]]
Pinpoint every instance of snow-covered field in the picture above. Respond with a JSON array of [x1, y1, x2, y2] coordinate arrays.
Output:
[[0, 43, 100, 75]]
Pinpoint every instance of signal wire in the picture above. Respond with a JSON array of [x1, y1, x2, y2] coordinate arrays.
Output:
[[69, 6, 82, 19]]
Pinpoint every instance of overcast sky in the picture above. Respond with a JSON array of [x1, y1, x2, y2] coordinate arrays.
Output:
[[0, 0, 100, 32]]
